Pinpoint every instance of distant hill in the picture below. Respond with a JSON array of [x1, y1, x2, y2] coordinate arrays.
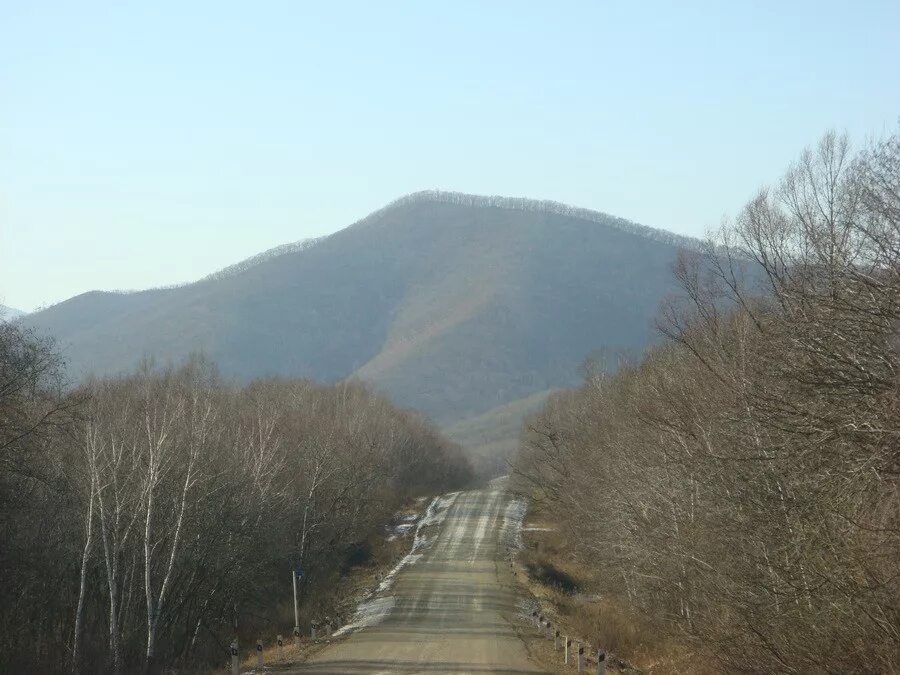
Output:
[[444, 389, 557, 475], [23, 191, 696, 466], [0, 304, 26, 321]]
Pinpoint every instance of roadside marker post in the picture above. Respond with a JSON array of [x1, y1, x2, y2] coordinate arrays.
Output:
[[292, 565, 303, 646], [565, 637, 571, 664], [229, 640, 239, 675], [596, 649, 606, 675], [554, 629, 560, 650], [256, 639, 264, 668], [578, 644, 585, 672], [310, 620, 317, 640], [277, 634, 284, 661]]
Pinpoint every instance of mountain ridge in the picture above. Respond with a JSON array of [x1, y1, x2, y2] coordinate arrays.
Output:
[[35, 191, 698, 311], [23, 192, 696, 468]]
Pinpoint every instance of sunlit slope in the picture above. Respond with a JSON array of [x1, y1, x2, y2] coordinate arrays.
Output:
[[24, 191, 692, 429], [444, 389, 556, 474]]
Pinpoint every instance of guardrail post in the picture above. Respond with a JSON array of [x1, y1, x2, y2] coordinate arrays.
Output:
[[596, 649, 606, 675], [256, 639, 263, 668], [230, 639, 239, 675], [578, 643, 585, 672], [276, 634, 284, 661], [565, 637, 571, 664]]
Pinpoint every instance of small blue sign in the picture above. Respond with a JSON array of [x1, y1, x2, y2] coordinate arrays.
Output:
[[295, 566, 304, 579]]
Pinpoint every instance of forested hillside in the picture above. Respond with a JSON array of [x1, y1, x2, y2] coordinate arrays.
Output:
[[0, 303, 25, 320], [0, 321, 471, 672], [22, 192, 694, 466], [513, 131, 900, 672]]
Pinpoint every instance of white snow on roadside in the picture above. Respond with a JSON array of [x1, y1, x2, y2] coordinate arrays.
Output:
[[332, 596, 396, 636], [378, 491, 459, 593], [385, 521, 415, 541], [384, 506, 425, 541], [334, 490, 462, 638]]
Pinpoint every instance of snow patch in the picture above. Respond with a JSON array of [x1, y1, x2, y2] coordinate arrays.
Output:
[[385, 521, 415, 541], [384, 508, 423, 541], [334, 490, 461, 637], [516, 596, 540, 621], [332, 596, 396, 637], [378, 491, 459, 593]]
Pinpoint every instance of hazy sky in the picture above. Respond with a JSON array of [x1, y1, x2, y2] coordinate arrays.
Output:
[[2, 1, 898, 311]]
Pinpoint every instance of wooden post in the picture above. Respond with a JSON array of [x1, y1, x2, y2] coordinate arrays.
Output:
[[292, 568, 300, 641]]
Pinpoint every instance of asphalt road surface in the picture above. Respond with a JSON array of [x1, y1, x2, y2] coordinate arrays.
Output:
[[288, 484, 544, 674]]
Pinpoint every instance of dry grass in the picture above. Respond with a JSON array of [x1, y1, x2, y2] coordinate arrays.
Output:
[[514, 510, 714, 673]]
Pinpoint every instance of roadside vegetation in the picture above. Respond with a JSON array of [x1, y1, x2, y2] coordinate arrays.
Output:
[[0, 332, 472, 673], [513, 130, 900, 672]]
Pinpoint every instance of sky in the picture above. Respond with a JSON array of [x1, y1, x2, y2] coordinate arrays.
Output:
[[2, 1, 898, 312]]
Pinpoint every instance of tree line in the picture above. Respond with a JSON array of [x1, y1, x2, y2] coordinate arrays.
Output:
[[0, 331, 472, 673], [356, 190, 698, 250], [513, 130, 899, 672]]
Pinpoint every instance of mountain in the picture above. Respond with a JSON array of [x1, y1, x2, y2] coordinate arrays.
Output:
[[23, 191, 696, 467], [0, 304, 26, 321], [444, 388, 557, 475]]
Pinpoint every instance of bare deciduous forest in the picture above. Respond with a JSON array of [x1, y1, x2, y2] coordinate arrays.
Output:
[[513, 130, 900, 672], [0, 336, 471, 673]]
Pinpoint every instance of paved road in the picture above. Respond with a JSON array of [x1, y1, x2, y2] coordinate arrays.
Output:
[[288, 485, 543, 674]]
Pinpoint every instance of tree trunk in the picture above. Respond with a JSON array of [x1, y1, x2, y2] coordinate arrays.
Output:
[[72, 474, 96, 673]]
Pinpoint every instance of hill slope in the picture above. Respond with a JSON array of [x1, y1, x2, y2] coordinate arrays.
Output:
[[23, 191, 694, 454]]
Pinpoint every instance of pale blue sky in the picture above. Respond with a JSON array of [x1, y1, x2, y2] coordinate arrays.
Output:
[[2, 1, 898, 311]]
